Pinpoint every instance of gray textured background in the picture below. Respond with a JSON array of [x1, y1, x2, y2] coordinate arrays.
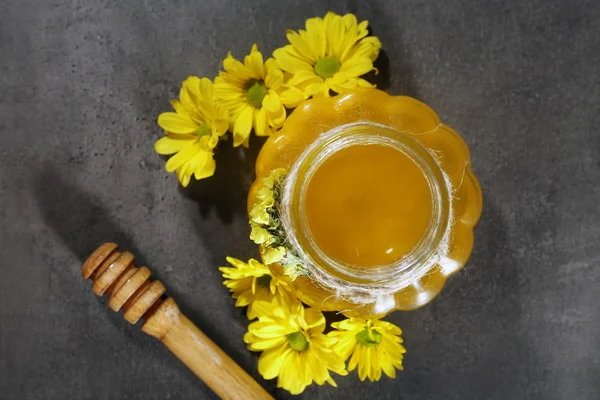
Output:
[[1, 0, 599, 399]]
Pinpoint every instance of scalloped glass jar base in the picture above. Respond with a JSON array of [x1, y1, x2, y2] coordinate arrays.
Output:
[[249, 89, 482, 317]]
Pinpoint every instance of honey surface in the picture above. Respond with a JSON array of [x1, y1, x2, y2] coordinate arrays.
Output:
[[304, 144, 432, 267]]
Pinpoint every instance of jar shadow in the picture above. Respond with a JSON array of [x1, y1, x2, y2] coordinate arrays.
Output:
[[391, 198, 537, 398]]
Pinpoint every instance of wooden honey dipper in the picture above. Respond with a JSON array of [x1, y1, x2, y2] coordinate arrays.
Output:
[[82, 242, 273, 400]]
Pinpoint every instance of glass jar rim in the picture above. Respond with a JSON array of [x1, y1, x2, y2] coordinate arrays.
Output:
[[281, 122, 453, 290]]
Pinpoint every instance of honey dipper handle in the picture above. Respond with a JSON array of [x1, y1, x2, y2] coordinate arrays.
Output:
[[142, 298, 273, 400], [165, 315, 272, 400], [82, 243, 272, 399]]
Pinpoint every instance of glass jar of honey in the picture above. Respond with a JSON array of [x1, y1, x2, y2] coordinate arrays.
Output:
[[248, 89, 482, 317]]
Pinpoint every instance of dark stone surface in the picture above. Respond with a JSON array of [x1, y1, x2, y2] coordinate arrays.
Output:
[[1, 0, 600, 399]]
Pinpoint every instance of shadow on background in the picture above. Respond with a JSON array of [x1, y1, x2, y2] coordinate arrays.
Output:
[[34, 166, 144, 265], [33, 165, 270, 395], [366, 48, 391, 91], [167, 135, 282, 398], [393, 45, 421, 99], [32, 166, 155, 342], [179, 136, 266, 224], [395, 196, 531, 399]]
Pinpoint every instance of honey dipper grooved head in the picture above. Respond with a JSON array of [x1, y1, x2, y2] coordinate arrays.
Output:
[[92, 251, 135, 295], [82, 243, 166, 325], [82, 242, 118, 279]]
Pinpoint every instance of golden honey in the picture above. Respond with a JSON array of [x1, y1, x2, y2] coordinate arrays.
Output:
[[305, 144, 432, 268]]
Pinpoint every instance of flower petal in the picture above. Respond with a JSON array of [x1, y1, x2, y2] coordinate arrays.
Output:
[[268, 103, 287, 127], [265, 66, 284, 90], [344, 36, 382, 62], [340, 56, 374, 77], [182, 76, 202, 99], [305, 81, 328, 97], [331, 334, 357, 361], [250, 224, 271, 244], [258, 346, 291, 379], [262, 92, 282, 113], [249, 205, 270, 225], [250, 335, 288, 351], [273, 47, 314, 73], [165, 141, 200, 172], [233, 106, 254, 147], [325, 12, 346, 58], [381, 356, 397, 379], [154, 136, 194, 155], [263, 247, 286, 264], [221, 52, 254, 87], [304, 17, 327, 59], [286, 70, 320, 87], [245, 44, 265, 78], [278, 352, 308, 395], [254, 107, 268, 136], [214, 79, 246, 97], [177, 163, 192, 187], [169, 100, 187, 115], [279, 86, 309, 108], [304, 308, 326, 332], [285, 30, 318, 63], [197, 77, 214, 101], [192, 152, 216, 180], [348, 345, 360, 372], [157, 112, 198, 134], [359, 346, 371, 381]]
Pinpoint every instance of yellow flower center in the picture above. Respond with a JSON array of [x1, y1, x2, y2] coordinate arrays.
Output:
[[356, 328, 382, 346], [197, 123, 211, 139], [245, 79, 268, 108], [286, 331, 308, 351], [256, 274, 272, 288], [314, 56, 341, 78]]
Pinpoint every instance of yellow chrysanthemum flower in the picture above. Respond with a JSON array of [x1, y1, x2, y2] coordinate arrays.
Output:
[[214, 45, 287, 147], [155, 77, 229, 187], [328, 317, 406, 382], [219, 257, 292, 320], [244, 296, 347, 394], [274, 12, 382, 106]]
